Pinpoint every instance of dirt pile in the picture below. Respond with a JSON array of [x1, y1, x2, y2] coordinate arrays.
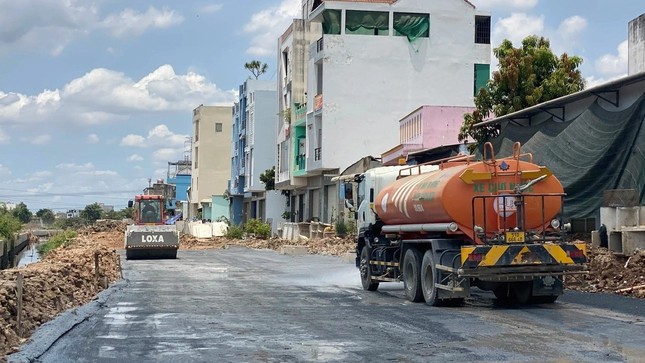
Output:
[[0, 241, 120, 357], [179, 234, 355, 256], [569, 245, 645, 298], [79, 220, 128, 234]]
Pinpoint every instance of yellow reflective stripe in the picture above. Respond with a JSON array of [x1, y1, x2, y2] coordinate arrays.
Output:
[[461, 246, 477, 265], [511, 246, 533, 265], [479, 245, 507, 267], [544, 245, 574, 264], [575, 243, 587, 256]]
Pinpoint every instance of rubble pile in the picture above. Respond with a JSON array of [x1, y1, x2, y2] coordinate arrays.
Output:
[[79, 220, 128, 234], [179, 234, 355, 256], [0, 243, 120, 357], [570, 245, 645, 298]]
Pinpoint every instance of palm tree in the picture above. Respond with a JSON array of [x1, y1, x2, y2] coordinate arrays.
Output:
[[244, 60, 268, 79]]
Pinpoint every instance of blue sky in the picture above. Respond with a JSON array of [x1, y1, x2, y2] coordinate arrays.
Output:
[[0, 0, 642, 213]]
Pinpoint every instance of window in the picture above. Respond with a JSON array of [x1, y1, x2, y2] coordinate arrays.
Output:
[[194, 119, 199, 141], [322, 10, 341, 35], [194, 146, 199, 169], [215, 123, 223, 132], [394, 13, 429, 41], [474, 64, 490, 96], [345, 11, 389, 36], [475, 16, 491, 44]]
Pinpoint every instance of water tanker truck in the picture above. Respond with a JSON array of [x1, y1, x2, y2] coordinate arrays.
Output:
[[341, 142, 587, 305]]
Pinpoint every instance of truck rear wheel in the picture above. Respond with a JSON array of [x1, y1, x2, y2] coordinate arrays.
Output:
[[421, 250, 440, 306], [403, 248, 423, 302], [360, 247, 379, 291]]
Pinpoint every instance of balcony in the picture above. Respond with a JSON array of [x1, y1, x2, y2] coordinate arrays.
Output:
[[294, 103, 307, 127], [296, 154, 306, 170]]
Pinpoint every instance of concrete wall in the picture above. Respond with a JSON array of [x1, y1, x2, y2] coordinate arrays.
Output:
[[246, 85, 277, 193], [629, 13, 645, 75]]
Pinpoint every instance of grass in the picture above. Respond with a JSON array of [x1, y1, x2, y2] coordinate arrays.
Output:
[[37, 230, 78, 257]]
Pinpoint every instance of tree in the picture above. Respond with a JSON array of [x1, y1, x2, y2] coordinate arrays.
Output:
[[36, 208, 56, 224], [259, 166, 275, 191], [459, 36, 585, 147], [244, 60, 268, 80], [12, 202, 32, 224], [0, 213, 21, 242], [80, 203, 104, 223]]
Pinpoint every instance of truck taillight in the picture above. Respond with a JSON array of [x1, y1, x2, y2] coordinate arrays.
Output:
[[468, 253, 484, 262], [567, 250, 584, 259]]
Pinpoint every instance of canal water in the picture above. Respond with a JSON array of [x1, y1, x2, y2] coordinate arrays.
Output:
[[17, 243, 41, 267]]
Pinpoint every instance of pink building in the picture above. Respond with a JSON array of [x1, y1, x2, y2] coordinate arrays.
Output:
[[381, 105, 474, 165]]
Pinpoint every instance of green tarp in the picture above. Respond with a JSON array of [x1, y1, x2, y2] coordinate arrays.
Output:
[[487, 93, 645, 219]]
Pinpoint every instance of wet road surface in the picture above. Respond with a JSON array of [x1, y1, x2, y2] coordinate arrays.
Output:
[[10, 247, 645, 362]]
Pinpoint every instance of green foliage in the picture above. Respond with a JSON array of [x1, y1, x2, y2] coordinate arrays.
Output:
[[259, 166, 275, 191], [36, 208, 56, 224], [281, 211, 290, 220], [225, 224, 244, 239], [12, 202, 32, 224], [459, 36, 585, 147], [80, 203, 104, 223], [53, 217, 86, 230], [37, 230, 77, 257], [335, 219, 348, 236], [244, 218, 271, 239], [0, 213, 22, 242], [244, 60, 268, 79], [103, 210, 121, 220]]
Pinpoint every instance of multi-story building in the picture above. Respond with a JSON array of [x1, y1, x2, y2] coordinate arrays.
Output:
[[276, 18, 322, 222], [229, 79, 282, 232], [167, 159, 192, 218], [629, 13, 645, 75], [276, 0, 491, 223], [188, 105, 232, 220]]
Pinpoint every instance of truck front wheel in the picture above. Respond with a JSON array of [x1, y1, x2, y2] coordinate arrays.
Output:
[[403, 248, 423, 302], [360, 247, 379, 291]]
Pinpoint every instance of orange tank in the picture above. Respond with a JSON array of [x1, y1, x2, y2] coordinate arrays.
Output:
[[374, 155, 564, 242]]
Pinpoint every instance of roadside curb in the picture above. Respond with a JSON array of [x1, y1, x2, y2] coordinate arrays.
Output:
[[8, 279, 128, 363]]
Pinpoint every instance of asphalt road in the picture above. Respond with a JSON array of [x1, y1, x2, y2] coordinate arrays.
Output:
[[10, 247, 645, 363]]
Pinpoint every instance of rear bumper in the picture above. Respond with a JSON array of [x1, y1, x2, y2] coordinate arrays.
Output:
[[459, 242, 588, 280]]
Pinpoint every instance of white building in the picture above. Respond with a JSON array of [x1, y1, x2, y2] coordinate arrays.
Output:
[[230, 79, 283, 234], [277, 0, 491, 223]]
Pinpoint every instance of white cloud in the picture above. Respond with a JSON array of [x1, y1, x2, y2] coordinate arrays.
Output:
[[121, 124, 189, 148], [31, 170, 52, 178], [100, 6, 184, 38], [244, 0, 301, 56], [153, 147, 183, 162], [128, 154, 144, 162], [87, 134, 99, 144], [470, 0, 538, 11], [0, 0, 97, 56], [0, 64, 236, 125], [0, 164, 11, 176], [0, 127, 9, 144], [558, 16, 587, 41], [199, 4, 223, 14], [30, 134, 51, 145], [55, 162, 95, 171], [121, 134, 146, 147], [493, 13, 545, 47], [595, 40, 628, 77]]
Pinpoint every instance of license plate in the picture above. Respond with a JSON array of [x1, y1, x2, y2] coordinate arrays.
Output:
[[506, 231, 525, 243]]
